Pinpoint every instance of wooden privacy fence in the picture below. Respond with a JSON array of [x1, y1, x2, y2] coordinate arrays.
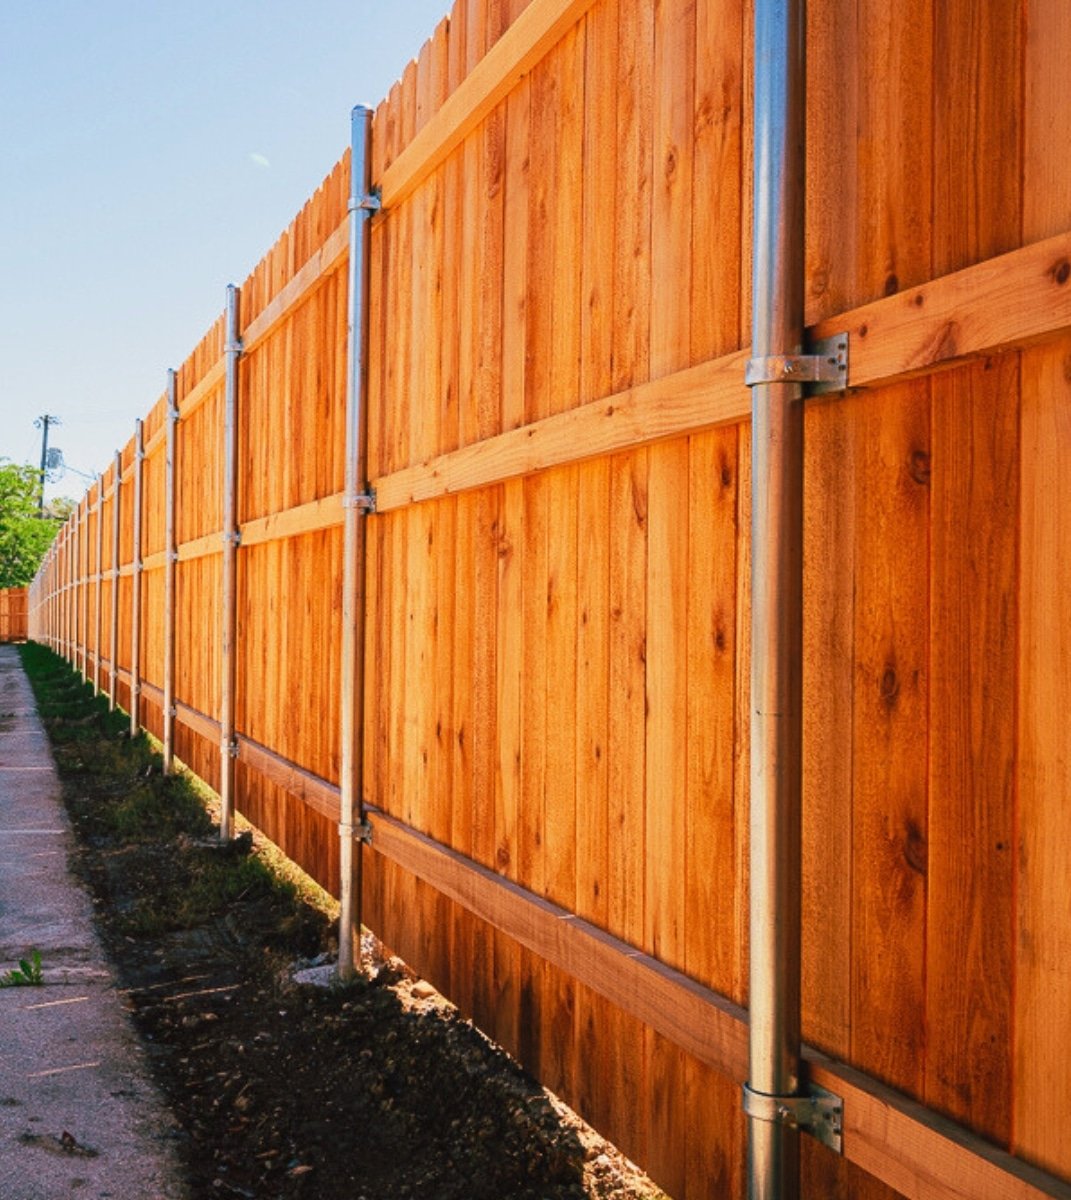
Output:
[[27, 0, 1071, 1196], [0, 589, 28, 642]]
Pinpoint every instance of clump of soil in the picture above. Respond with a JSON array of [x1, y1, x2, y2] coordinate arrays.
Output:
[[20, 645, 664, 1200]]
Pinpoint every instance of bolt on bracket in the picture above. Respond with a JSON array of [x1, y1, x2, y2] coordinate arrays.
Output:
[[349, 190, 382, 215], [221, 737, 240, 759], [339, 819, 373, 845], [745, 331, 849, 396], [343, 490, 376, 514], [742, 1081, 843, 1155]]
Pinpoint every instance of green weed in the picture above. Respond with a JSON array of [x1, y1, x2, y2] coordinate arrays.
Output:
[[0, 950, 43, 988]]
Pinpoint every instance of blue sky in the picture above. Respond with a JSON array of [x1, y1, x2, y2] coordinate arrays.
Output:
[[0, 1, 448, 500]]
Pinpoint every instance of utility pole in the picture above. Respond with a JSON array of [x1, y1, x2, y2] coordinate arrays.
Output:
[[34, 414, 60, 515]]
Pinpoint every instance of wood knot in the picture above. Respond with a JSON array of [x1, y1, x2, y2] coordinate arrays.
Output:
[[909, 449, 931, 485], [904, 819, 927, 875], [880, 665, 900, 706], [496, 845, 511, 869], [884, 272, 899, 296], [1051, 258, 1071, 286], [631, 481, 648, 527]]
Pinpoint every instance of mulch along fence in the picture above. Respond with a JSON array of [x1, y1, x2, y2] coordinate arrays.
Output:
[[0, 588, 28, 642], [27, 0, 1071, 1196]]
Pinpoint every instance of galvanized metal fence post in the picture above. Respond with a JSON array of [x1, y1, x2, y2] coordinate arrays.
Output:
[[94, 474, 104, 693], [69, 514, 76, 666], [163, 369, 179, 774], [59, 528, 66, 657], [75, 506, 83, 676], [745, 0, 806, 1196], [338, 105, 379, 980], [110, 451, 121, 711], [67, 523, 73, 663], [63, 524, 71, 662], [130, 420, 145, 737], [80, 501, 89, 679], [220, 285, 242, 841]]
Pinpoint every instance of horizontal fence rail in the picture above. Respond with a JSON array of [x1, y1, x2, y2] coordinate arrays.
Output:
[[27, 0, 1071, 1196]]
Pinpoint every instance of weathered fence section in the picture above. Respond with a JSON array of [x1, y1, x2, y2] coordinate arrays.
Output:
[[27, 0, 1071, 1196], [0, 588, 27, 642]]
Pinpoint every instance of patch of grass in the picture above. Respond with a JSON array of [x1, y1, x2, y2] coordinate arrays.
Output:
[[0, 950, 43, 988], [96, 773, 214, 843], [119, 850, 291, 936], [18, 644, 212, 842], [18, 642, 331, 956]]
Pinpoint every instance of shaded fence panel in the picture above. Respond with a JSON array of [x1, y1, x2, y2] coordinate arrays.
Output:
[[25, 0, 1071, 1196], [0, 589, 28, 642]]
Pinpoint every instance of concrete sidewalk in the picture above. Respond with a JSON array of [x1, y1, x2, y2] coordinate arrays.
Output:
[[0, 645, 188, 1200]]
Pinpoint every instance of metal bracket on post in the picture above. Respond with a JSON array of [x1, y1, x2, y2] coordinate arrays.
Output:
[[745, 332, 849, 396], [221, 737, 240, 760], [225, 338, 244, 357], [342, 490, 376, 514], [742, 1082, 843, 1155], [222, 529, 242, 548], [348, 190, 381, 216], [339, 818, 373, 846]]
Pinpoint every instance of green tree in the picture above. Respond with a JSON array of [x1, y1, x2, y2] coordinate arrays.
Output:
[[0, 461, 67, 587]]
